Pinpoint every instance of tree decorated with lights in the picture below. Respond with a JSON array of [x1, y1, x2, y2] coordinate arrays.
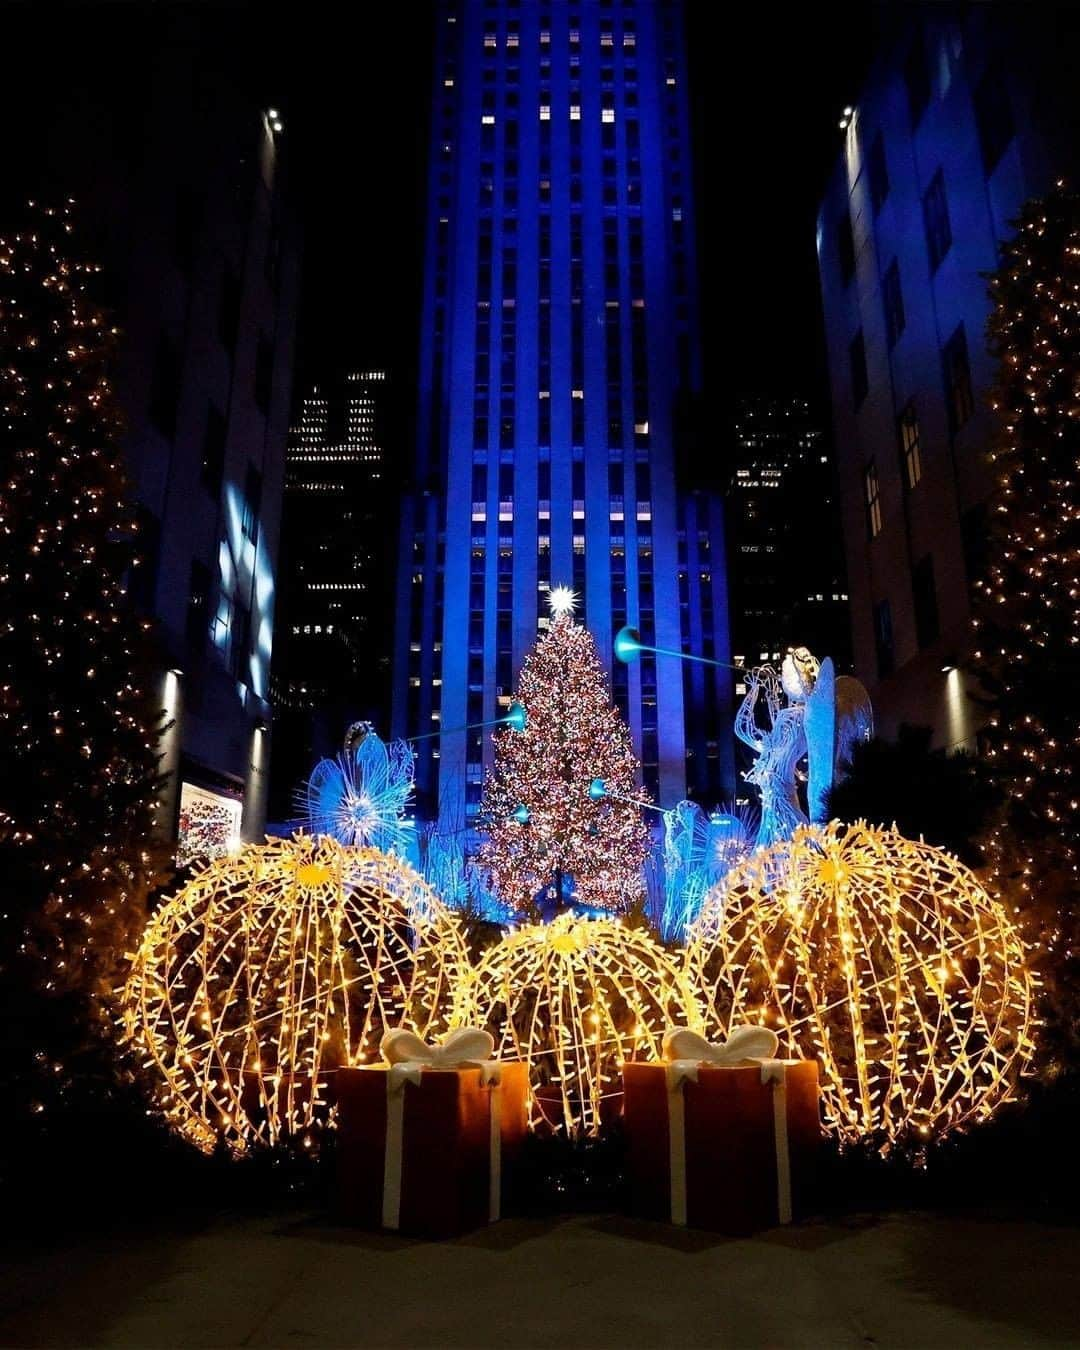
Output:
[[0, 200, 166, 1140], [479, 588, 651, 916], [974, 181, 1080, 1073]]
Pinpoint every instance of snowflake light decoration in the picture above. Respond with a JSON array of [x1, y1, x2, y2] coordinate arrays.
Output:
[[464, 912, 699, 1135], [301, 731, 414, 854], [122, 835, 469, 1155], [685, 821, 1036, 1151]]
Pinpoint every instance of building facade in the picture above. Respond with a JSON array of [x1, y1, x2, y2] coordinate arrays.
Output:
[[271, 370, 394, 807], [3, 13, 301, 859], [817, 6, 1078, 751], [393, 0, 732, 832], [726, 397, 850, 677]]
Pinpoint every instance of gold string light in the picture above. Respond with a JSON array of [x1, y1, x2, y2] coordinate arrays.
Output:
[[121, 834, 470, 1155], [465, 911, 699, 1136], [685, 821, 1036, 1151]]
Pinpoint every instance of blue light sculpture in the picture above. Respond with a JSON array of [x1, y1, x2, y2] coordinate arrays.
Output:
[[301, 731, 415, 855]]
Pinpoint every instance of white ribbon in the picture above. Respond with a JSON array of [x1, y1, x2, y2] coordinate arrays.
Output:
[[379, 1027, 502, 1231], [661, 1025, 793, 1228]]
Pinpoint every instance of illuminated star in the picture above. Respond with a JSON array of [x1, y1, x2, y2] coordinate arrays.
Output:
[[548, 584, 577, 616]]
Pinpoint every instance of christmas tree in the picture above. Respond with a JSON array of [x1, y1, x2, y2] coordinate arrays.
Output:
[[974, 181, 1080, 1075], [478, 590, 651, 916], [0, 201, 167, 1154]]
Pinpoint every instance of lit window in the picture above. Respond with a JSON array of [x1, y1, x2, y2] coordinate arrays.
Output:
[[539, 105, 550, 121], [864, 461, 883, 539], [602, 108, 615, 123], [570, 106, 581, 120], [481, 114, 495, 125]]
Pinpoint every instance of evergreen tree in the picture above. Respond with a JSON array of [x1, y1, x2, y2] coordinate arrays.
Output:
[[974, 182, 1080, 1075], [479, 600, 651, 917], [0, 200, 167, 1156]]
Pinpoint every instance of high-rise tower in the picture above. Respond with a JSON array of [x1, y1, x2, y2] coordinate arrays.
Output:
[[394, 0, 731, 832]]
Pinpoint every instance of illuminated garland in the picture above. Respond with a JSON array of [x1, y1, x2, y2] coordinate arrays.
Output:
[[465, 911, 699, 1135], [122, 835, 470, 1154], [685, 822, 1036, 1151], [479, 609, 651, 915]]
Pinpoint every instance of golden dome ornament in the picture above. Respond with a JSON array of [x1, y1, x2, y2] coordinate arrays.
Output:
[[121, 834, 470, 1155], [684, 821, 1036, 1151]]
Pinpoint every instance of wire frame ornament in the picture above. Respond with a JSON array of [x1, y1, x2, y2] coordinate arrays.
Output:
[[685, 821, 1036, 1151], [122, 834, 470, 1155], [466, 911, 699, 1136]]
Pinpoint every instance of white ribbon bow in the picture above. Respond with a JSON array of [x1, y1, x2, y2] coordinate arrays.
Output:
[[381, 1026, 499, 1092], [663, 1025, 780, 1088]]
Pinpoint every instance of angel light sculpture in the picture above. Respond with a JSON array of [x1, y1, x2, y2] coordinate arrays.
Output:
[[736, 647, 871, 851]]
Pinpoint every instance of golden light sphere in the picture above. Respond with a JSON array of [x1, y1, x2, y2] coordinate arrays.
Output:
[[685, 821, 1036, 1151], [122, 834, 470, 1155], [466, 911, 698, 1136]]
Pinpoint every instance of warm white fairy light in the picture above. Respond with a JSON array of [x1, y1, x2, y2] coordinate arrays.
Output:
[[685, 821, 1036, 1152], [121, 834, 470, 1155], [465, 911, 700, 1136]]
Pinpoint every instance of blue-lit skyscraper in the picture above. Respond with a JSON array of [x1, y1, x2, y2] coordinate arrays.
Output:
[[394, 0, 731, 832]]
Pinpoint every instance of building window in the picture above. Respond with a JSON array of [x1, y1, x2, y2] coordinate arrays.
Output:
[[883, 258, 905, 349], [923, 168, 952, 273], [255, 335, 273, 416], [873, 598, 894, 678], [912, 553, 940, 648], [868, 131, 889, 214], [904, 36, 930, 128], [864, 460, 882, 538], [974, 65, 1014, 176], [850, 329, 868, 409], [241, 463, 262, 544], [961, 502, 989, 599], [838, 209, 855, 284], [202, 404, 226, 496], [898, 402, 922, 489], [943, 323, 974, 437], [149, 335, 181, 440], [186, 560, 211, 654]]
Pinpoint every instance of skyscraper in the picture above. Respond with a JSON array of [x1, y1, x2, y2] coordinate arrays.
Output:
[[393, 0, 731, 832], [726, 397, 849, 673], [817, 6, 1080, 751], [0, 9, 300, 861], [271, 370, 394, 806]]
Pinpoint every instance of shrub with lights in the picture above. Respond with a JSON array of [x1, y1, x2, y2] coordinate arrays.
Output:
[[685, 821, 1036, 1152], [465, 910, 698, 1136], [122, 834, 470, 1155]]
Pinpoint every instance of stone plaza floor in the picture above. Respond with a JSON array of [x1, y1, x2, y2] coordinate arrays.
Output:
[[2, 1208, 1078, 1348]]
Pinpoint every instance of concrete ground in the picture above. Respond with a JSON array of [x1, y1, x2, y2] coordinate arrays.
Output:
[[2, 1209, 1079, 1348]]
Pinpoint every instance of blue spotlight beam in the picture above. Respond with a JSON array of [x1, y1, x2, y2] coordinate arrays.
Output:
[[588, 776, 666, 818], [614, 626, 746, 673], [407, 701, 526, 744]]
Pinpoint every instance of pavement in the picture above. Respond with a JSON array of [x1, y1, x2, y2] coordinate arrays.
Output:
[[2, 1209, 1079, 1348]]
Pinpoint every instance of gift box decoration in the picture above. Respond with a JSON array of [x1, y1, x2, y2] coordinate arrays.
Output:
[[623, 1026, 820, 1233], [336, 1027, 528, 1237]]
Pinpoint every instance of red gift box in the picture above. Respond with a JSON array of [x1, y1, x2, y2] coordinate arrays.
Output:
[[623, 1057, 820, 1234], [336, 1060, 528, 1238]]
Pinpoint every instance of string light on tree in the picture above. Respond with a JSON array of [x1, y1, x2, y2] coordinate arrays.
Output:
[[0, 199, 166, 1140], [465, 911, 700, 1135], [122, 835, 470, 1155], [974, 180, 1080, 1074], [685, 821, 1036, 1152], [478, 594, 651, 916]]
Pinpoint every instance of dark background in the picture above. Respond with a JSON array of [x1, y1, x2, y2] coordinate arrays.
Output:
[[1, 0, 880, 460]]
